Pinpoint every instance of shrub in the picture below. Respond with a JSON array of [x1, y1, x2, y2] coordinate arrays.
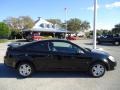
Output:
[[0, 22, 10, 39], [0, 39, 8, 43]]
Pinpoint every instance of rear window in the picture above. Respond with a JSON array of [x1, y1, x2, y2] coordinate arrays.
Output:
[[26, 42, 49, 52]]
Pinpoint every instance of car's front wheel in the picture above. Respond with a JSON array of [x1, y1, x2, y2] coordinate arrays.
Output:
[[17, 62, 34, 77], [90, 63, 106, 78]]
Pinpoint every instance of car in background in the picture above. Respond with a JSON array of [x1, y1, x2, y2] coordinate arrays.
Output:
[[66, 35, 80, 40], [26, 33, 42, 41], [97, 34, 120, 45], [66, 36, 77, 40], [4, 39, 117, 78]]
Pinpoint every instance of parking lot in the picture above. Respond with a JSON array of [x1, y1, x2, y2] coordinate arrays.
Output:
[[0, 39, 120, 90]]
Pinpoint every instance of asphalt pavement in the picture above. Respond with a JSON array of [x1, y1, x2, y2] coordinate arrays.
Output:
[[0, 39, 120, 90]]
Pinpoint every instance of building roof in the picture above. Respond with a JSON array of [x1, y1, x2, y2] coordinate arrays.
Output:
[[23, 17, 69, 33]]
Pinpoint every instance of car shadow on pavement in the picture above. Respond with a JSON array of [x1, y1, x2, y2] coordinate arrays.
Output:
[[0, 63, 18, 78], [0, 63, 92, 79]]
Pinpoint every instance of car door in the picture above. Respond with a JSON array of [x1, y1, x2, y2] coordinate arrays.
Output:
[[25, 41, 52, 70], [102, 35, 113, 43], [49, 41, 91, 71]]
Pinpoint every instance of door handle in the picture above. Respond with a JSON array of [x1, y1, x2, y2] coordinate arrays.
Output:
[[47, 54, 50, 57]]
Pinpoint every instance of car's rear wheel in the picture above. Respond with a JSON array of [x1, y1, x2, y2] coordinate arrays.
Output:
[[90, 63, 106, 78], [114, 41, 119, 46], [17, 62, 34, 77]]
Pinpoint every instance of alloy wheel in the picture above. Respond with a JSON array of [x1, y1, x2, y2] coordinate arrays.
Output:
[[18, 63, 33, 77], [91, 63, 105, 77]]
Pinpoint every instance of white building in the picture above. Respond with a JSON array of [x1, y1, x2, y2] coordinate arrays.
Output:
[[23, 17, 68, 38], [32, 17, 56, 31], [24, 17, 67, 33]]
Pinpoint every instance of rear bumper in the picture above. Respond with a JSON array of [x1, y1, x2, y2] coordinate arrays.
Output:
[[4, 56, 16, 68]]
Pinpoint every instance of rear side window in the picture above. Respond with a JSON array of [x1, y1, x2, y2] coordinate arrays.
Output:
[[26, 42, 49, 52]]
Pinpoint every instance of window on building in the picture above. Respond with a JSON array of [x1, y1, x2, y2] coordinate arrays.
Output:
[[52, 25, 55, 29], [47, 24, 50, 28], [40, 23, 44, 28]]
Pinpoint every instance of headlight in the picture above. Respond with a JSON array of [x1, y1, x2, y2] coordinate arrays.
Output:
[[108, 56, 115, 62]]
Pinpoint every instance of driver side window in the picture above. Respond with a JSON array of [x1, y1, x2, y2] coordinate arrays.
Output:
[[72, 45, 84, 54], [50, 41, 84, 54]]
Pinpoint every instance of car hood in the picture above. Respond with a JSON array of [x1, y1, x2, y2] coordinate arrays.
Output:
[[90, 49, 110, 59], [91, 49, 109, 55]]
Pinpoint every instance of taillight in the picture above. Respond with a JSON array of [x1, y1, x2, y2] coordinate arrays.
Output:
[[6, 47, 11, 57]]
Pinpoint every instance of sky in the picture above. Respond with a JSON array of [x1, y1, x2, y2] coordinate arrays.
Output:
[[0, 0, 120, 30]]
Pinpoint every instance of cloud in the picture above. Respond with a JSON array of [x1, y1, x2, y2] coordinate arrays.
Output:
[[87, 5, 99, 11], [87, 1, 120, 10], [96, 23, 114, 30], [105, 1, 120, 8], [90, 22, 114, 30]]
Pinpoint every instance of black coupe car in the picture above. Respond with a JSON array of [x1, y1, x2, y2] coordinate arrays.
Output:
[[4, 39, 117, 77]]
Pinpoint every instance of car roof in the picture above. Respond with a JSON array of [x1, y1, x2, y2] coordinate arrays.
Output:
[[23, 39, 72, 47], [35, 39, 71, 43]]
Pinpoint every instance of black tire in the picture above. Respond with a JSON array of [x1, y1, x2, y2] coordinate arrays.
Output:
[[97, 41, 101, 44], [114, 41, 119, 46], [90, 63, 106, 78], [17, 62, 34, 77]]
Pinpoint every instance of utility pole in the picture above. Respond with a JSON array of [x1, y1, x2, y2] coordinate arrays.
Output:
[[64, 8, 67, 39], [93, 0, 97, 49]]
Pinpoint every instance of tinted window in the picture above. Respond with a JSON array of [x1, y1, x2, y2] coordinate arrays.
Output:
[[26, 42, 49, 52], [50, 41, 83, 53], [53, 42, 72, 48]]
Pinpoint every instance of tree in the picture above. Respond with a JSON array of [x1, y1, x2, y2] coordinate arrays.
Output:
[[97, 30, 103, 36], [3, 16, 34, 39], [0, 22, 10, 38], [97, 29, 110, 35], [80, 21, 90, 31], [3, 16, 34, 30], [47, 19, 62, 25], [67, 18, 81, 32], [3, 17, 19, 30], [19, 16, 34, 29], [112, 23, 120, 34], [46, 19, 63, 29]]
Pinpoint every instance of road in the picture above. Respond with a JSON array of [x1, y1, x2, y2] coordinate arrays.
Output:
[[0, 39, 120, 90]]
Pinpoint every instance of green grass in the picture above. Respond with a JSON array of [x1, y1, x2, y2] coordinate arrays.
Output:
[[0, 39, 8, 43]]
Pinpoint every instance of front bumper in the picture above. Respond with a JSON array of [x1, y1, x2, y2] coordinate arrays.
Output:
[[108, 59, 117, 70]]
